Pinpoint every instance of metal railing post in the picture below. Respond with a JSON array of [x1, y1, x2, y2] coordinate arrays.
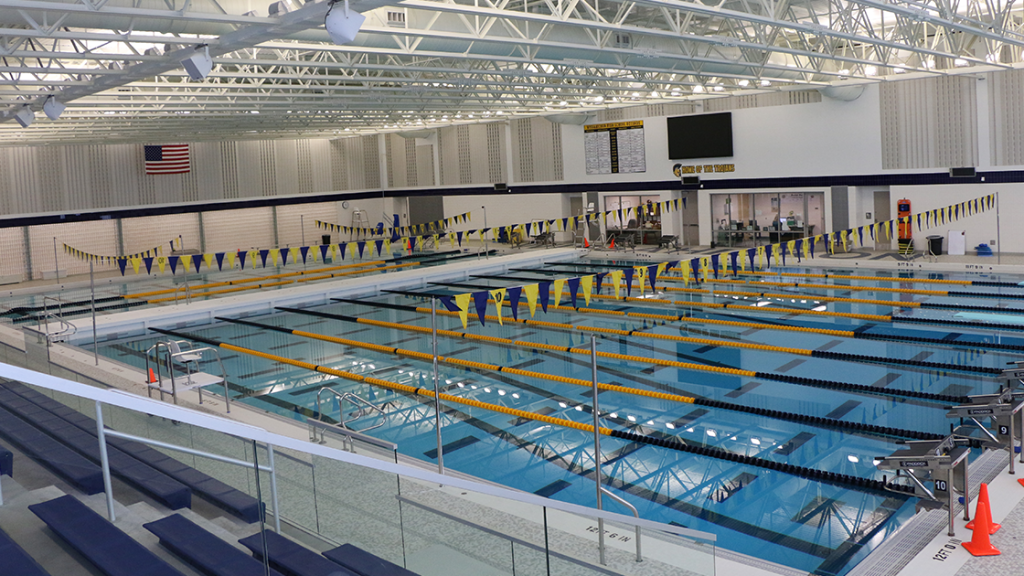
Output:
[[94, 400, 116, 522], [591, 335, 605, 566], [267, 444, 281, 533], [431, 298, 444, 475], [90, 261, 98, 366]]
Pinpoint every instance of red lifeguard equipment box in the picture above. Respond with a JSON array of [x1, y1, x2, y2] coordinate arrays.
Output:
[[897, 199, 912, 240]]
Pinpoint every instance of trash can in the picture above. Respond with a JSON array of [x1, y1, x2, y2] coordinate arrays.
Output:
[[926, 235, 943, 255], [321, 234, 332, 245]]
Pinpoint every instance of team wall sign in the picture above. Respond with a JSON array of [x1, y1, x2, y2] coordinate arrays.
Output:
[[673, 163, 736, 176], [584, 121, 646, 175]]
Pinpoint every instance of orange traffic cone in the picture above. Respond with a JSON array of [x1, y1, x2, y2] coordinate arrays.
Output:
[[609, 237, 615, 249], [584, 237, 590, 248], [966, 483, 1001, 534], [962, 500, 1000, 556], [148, 368, 157, 383], [1019, 478, 1024, 488]]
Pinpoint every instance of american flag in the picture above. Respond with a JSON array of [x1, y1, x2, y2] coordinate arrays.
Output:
[[144, 144, 191, 174]]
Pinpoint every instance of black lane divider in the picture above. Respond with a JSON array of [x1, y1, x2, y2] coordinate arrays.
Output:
[[167, 321, 916, 498], [860, 332, 1024, 352], [811, 349, 1002, 375], [896, 316, 1024, 332], [333, 297, 973, 403], [390, 249, 462, 262], [970, 280, 1023, 287], [12, 300, 149, 322], [381, 289, 450, 299], [1, 295, 126, 316], [920, 302, 1024, 314], [414, 249, 499, 265], [947, 290, 1024, 300], [303, 300, 969, 414], [601, 428, 911, 495]]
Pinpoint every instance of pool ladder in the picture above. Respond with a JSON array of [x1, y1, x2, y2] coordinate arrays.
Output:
[[313, 388, 389, 452]]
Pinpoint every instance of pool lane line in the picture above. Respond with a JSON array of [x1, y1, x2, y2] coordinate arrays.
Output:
[[148, 326, 914, 497], [1, 295, 128, 317], [348, 288, 992, 376], [662, 273, 1024, 302], [237, 312, 944, 442], [658, 285, 1024, 315], [319, 300, 972, 402], [737, 270, 1024, 289], [141, 261, 420, 304]]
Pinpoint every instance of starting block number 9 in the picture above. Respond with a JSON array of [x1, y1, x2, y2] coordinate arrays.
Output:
[[935, 480, 948, 492], [1000, 425, 1010, 436]]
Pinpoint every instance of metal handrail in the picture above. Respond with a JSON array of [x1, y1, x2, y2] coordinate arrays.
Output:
[[599, 486, 642, 562], [315, 387, 388, 452], [145, 340, 230, 412], [41, 296, 77, 343]]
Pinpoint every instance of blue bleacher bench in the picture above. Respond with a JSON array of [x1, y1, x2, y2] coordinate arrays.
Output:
[[0, 404, 103, 494], [0, 386, 190, 510], [144, 513, 286, 576], [238, 529, 359, 576], [0, 525, 52, 576], [0, 443, 12, 477], [28, 494, 184, 576], [3, 381, 260, 522], [322, 544, 420, 576]]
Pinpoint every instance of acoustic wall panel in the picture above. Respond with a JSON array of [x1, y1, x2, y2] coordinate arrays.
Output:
[[437, 123, 507, 186], [988, 69, 1024, 166], [405, 138, 418, 187], [308, 139, 333, 192], [202, 207, 274, 253], [879, 76, 977, 169], [510, 118, 564, 183]]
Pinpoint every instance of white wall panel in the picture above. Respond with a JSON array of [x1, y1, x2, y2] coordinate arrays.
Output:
[[0, 228, 26, 280], [274, 140, 300, 196], [202, 207, 274, 253], [416, 144, 435, 187], [276, 202, 336, 248], [28, 221, 119, 279], [122, 214, 201, 255]]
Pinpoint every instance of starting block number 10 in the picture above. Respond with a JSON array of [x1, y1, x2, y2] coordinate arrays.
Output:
[[935, 480, 948, 492]]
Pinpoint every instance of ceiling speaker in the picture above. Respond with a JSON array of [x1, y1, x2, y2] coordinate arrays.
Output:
[[43, 96, 66, 121], [13, 106, 34, 128], [325, 1, 366, 45], [181, 46, 213, 80]]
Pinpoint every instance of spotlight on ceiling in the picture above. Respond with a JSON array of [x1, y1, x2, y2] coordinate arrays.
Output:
[[43, 96, 66, 120], [181, 45, 213, 81], [13, 105, 35, 128], [325, 0, 366, 45]]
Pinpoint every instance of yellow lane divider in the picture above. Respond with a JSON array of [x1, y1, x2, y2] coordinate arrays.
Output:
[[143, 262, 419, 304], [154, 331, 615, 437], [221, 318, 702, 408], [124, 259, 387, 299], [738, 270, 974, 286], [663, 272, 950, 296], [657, 285, 923, 309]]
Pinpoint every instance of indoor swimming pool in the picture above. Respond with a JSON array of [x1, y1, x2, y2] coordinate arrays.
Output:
[[89, 258, 1024, 576]]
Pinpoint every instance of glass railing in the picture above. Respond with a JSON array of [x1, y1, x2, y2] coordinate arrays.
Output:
[[0, 361, 716, 576]]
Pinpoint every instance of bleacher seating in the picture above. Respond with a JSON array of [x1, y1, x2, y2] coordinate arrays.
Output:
[[28, 494, 185, 576], [238, 530, 359, 576], [0, 525, 52, 576], [0, 404, 103, 494], [0, 443, 11, 477], [144, 513, 287, 576], [322, 544, 420, 576], [0, 386, 191, 510], [2, 381, 260, 523]]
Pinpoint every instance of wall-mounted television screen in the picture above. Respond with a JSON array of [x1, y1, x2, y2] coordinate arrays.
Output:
[[667, 112, 733, 159]]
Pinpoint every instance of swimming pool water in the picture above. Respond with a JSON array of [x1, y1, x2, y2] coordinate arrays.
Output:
[[93, 259, 1024, 575]]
